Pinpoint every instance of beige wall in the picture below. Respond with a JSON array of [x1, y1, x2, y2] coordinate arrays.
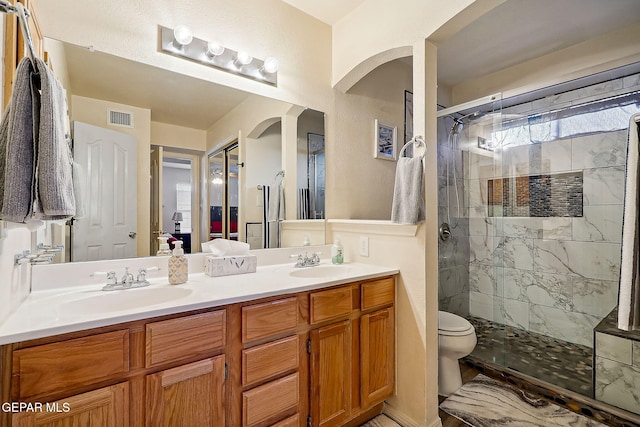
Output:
[[328, 59, 413, 220], [35, 0, 333, 115], [43, 38, 72, 106], [331, 0, 478, 87], [71, 95, 152, 256], [326, 221, 427, 426], [151, 122, 206, 152]]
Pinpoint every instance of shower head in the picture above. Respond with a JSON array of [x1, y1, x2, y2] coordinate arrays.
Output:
[[450, 119, 464, 135], [448, 111, 482, 135]]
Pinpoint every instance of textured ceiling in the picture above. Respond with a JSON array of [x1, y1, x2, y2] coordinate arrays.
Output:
[[280, 0, 365, 25]]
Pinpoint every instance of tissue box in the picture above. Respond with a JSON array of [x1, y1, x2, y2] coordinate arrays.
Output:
[[205, 255, 257, 277]]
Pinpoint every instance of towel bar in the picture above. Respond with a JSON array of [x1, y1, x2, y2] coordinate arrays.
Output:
[[399, 136, 427, 159]]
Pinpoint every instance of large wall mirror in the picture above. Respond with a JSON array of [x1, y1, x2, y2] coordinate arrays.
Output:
[[37, 38, 325, 263]]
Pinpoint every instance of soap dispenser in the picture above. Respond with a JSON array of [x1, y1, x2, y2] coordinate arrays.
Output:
[[156, 236, 171, 256], [331, 238, 344, 265], [168, 240, 188, 285]]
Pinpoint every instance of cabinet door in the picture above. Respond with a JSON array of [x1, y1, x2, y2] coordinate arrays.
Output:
[[146, 355, 225, 427], [360, 307, 395, 408], [12, 382, 129, 427], [310, 320, 351, 427]]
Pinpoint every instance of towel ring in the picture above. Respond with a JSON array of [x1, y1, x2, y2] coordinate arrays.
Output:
[[399, 136, 427, 159]]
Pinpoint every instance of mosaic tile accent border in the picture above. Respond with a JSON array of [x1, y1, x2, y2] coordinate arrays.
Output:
[[489, 172, 583, 217]]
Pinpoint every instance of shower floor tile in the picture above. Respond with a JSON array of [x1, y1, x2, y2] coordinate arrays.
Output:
[[468, 317, 593, 396]]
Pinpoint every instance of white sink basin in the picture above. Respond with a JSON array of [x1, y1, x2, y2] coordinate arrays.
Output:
[[60, 286, 193, 315], [289, 265, 351, 279]]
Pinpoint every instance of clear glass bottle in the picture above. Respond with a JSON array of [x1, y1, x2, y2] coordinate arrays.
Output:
[[168, 240, 188, 285], [331, 238, 344, 265]]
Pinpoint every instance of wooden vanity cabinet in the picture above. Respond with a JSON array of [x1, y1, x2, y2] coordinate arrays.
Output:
[[1, 275, 395, 427], [240, 297, 302, 427], [4, 308, 227, 427], [12, 382, 129, 427], [308, 277, 395, 427], [146, 355, 226, 427], [310, 320, 352, 427]]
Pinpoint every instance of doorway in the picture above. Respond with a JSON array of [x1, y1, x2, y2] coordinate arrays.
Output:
[[150, 147, 200, 254]]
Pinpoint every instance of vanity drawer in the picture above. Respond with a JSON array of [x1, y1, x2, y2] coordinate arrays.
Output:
[[13, 330, 129, 400], [310, 286, 353, 324], [271, 414, 299, 427], [242, 372, 299, 427], [146, 310, 226, 368], [242, 335, 299, 387], [361, 277, 395, 311], [242, 297, 298, 343]]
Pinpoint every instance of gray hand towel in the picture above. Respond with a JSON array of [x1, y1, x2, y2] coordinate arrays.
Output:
[[35, 58, 75, 220], [391, 156, 425, 224], [0, 58, 38, 222]]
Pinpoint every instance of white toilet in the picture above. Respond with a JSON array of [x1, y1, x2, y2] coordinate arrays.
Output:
[[438, 311, 477, 396]]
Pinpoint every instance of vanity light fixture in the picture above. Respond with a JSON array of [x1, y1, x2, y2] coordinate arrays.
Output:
[[206, 41, 225, 58], [158, 25, 278, 86], [172, 25, 193, 48], [260, 57, 279, 75], [234, 51, 253, 68]]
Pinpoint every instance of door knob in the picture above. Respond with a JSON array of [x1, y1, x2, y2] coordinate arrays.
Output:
[[129, 232, 137, 239]]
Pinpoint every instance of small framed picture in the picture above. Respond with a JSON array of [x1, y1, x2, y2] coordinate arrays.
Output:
[[374, 119, 397, 160]]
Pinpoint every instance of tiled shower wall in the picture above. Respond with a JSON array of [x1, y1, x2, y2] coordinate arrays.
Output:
[[438, 73, 640, 347], [467, 129, 624, 347]]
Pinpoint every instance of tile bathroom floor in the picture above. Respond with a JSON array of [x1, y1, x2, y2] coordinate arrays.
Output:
[[468, 316, 593, 396]]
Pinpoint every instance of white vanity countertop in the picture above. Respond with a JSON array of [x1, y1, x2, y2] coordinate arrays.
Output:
[[0, 261, 398, 345]]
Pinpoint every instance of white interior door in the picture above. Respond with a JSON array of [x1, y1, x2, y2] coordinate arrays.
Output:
[[72, 122, 137, 261]]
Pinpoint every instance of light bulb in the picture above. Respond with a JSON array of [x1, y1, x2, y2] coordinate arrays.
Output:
[[207, 41, 224, 57], [173, 25, 193, 46], [235, 51, 252, 67], [261, 57, 279, 74]]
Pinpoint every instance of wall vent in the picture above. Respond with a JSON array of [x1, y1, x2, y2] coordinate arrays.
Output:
[[107, 109, 134, 128]]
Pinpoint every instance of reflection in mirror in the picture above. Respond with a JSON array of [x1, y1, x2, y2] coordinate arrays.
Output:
[[39, 38, 325, 262], [297, 109, 325, 220], [208, 143, 239, 243], [242, 120, 283, 249], [161, 151, 200, 254], [71, 121, 137, 262]]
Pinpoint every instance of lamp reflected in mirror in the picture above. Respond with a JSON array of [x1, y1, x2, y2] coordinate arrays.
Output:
[[171, 212, 183, 233]]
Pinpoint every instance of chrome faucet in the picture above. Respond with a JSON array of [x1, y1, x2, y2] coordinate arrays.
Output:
[[121, 267, 135, 288], [291, 252, 321, 268], [92, 267, 159, 291]]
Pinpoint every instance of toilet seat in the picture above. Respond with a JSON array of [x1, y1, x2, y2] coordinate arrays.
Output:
[[438, 311, 474, 336]]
